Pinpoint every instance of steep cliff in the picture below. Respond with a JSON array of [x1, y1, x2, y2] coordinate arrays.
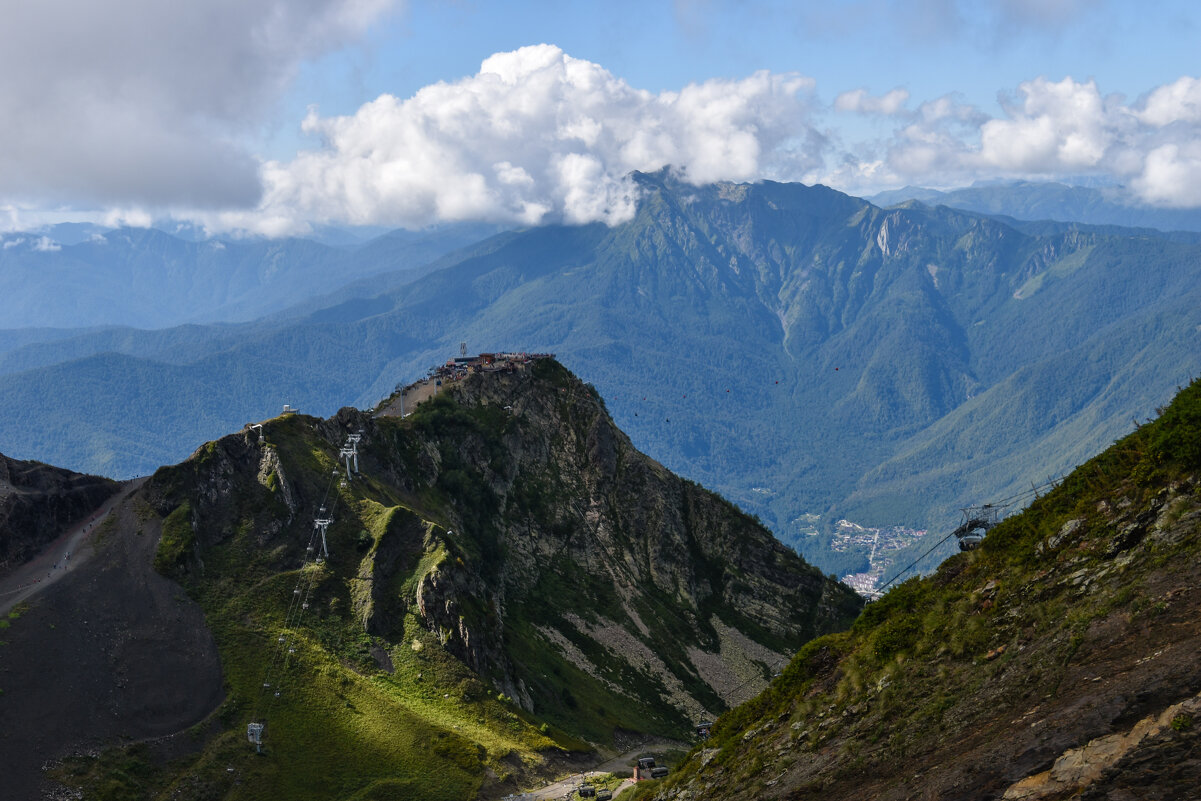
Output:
[[378, 360, 862, 728], [650, 379, 1201, 800]]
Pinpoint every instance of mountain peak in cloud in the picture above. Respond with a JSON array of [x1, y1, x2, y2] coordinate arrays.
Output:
[[218, 45, 819, 235]]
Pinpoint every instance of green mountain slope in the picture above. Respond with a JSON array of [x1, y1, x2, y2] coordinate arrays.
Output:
[[0, 174, 1197, 580], [649, 377, 1201, 800], [20, 358, 858, 800]]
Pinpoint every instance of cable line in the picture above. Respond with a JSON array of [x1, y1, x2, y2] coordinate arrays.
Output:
[[868, 473, 1065, 600], [249, 456, 348, 752]]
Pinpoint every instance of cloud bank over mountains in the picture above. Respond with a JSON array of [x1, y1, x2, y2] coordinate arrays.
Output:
[[233, 59, 1201, 234], [221, 45, 819, 234], [836, 75, 1201, 208], [4, 0, 1201, 234]]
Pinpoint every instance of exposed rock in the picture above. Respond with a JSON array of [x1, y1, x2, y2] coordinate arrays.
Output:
[[1038, 518, 1083, 555], [1003, 691, 1201, 800], [255, 445, 295, 520]]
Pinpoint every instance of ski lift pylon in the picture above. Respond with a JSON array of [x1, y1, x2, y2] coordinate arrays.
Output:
[[247, 721, 264, 752]]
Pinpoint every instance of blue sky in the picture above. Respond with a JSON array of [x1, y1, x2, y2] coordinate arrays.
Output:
[[293, 2, 1197, 113], [4, 0, 1201, 234]]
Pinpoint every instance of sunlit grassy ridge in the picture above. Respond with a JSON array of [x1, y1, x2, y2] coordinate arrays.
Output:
[[68, 410, 575, 801]]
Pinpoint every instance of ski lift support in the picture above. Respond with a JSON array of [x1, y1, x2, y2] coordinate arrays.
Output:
[[247, 722, 264, 753], [314, 515, 334, 558]]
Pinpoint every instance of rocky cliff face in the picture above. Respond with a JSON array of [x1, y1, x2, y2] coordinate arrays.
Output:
[[0, 453, 117, 574], [367, 360, 863, 727], [652, 378, 1201, 800]]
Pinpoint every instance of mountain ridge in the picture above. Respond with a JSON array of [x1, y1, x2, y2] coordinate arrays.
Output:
[[0, 221, 507, 330], [870, 180, 1201, 233], [0, 175, 1197, 581]]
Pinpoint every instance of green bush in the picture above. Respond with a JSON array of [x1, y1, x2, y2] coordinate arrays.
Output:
[[153, 502, 194, 574]]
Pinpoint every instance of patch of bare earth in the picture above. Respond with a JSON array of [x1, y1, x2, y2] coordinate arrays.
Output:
[[0, 489, 224, 800], [685, 618, 786, 706]]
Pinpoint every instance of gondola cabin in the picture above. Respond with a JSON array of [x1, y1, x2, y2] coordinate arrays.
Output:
[[636, 755, 669, 780]]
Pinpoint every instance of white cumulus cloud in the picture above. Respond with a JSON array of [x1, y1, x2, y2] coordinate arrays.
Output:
[[1137, 76, 1201, 127], [977, 77, 1115, 171], [1130, 143, 1201, 207], [825, 74, 1201, 208], [221, 45, 819, 234]]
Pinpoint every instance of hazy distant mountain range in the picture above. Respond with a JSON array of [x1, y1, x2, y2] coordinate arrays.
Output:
[[871, 180, 1201, 233], [0, 174, 1197, 577], [0, 222, 506, 329]]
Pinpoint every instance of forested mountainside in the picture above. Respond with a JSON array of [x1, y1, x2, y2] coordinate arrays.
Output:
[[0, 358, 858, 800], [649, 377, 1201, 801], [0, 173, 1197, 582]]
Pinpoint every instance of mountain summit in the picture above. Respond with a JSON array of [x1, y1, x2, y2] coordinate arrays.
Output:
[[0, 356, 859, 800]]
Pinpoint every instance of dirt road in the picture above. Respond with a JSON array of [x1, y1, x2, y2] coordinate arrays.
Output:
[[0, 477, 145, 617], [375, 377, 442, 418], [518, 770, 634, 800]]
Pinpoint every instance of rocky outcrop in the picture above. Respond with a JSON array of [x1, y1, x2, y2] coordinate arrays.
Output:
[[1004, 690, 1201, 800], [395, 361, 863, 725], [0, 452, 118, 574], [255, 444, 296, 520]]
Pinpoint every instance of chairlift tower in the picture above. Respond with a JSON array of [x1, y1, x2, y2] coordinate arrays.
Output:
[[314, 515, 334, 559], [952, 504, 1000, 551], [339, 445, 356, 480]]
